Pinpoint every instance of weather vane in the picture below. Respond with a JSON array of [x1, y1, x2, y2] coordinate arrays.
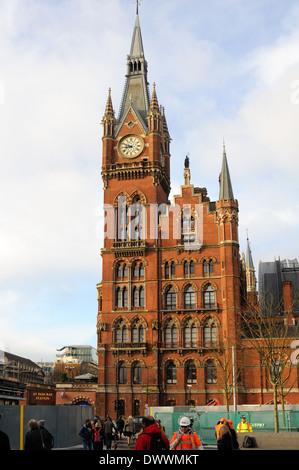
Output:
[[133, 0, 143, 14]]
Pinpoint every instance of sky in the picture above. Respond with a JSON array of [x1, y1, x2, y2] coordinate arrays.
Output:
[[0, 0, 298, 362]]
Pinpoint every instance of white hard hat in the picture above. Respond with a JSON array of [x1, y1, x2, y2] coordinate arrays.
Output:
[[179, 416, 191, 426]]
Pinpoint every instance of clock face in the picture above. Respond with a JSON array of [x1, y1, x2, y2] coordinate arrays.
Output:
[[118, 135, 144, 158]]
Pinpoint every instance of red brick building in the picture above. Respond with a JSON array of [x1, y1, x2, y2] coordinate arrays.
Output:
[[96, 8, 299, 417]]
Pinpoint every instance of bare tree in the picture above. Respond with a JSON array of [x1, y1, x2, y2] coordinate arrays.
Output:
[[238, 294, 299, 432]]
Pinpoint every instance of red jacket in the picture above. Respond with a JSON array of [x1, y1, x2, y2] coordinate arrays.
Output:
[[134, 423, 169, 450]]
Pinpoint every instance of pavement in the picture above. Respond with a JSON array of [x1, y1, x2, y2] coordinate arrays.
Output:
[[54, 435, 136, 451]]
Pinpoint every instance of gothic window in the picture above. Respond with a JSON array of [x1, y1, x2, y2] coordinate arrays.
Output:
[[182, 208, 195, 245], [184, 285, 195, 309], [117, 288, 122, 308], [165, 286, 176, 310], [123, 287, 128, 308], [117, 197, 128, 241], [132, 320, 144, 343], [165, 262, 169, 279], [203, 260, 214, 276], [118, 362, 127, 384], [171, 262, 175, 277], [184, 318, 197, 347], [206, 360, 217, 384], [132, 362, 142, 384], [166, 361, 177, 384], [203, 285, 216, 309], [117, 264, 122, 278], [186, 360, 197, 384], [184, 260, 195, 276], [139, 286, 144, 307], [115, 320, 128, 343], [123, 264, 128, 277], [139, 263, 144, 277], [203, 317, 217, 347], [132, 286, 145, 308], [131, 196, 144, 240], [164, 319, 177, 347]]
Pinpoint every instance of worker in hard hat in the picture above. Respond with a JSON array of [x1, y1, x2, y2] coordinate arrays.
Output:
[[170, 416, 204, 450], [237, 415, 253, 433]]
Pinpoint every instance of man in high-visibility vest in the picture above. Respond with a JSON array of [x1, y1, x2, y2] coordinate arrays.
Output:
[[170, 417, 204, 450], [237, 415, 253, 433]]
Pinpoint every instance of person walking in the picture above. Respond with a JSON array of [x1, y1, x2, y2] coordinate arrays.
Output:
[[93, 421, 104, 450], [124, 415, 135, 447], [38, 420, 54, 450], [217, 419, 233, 451], [103, 416, 115, 450], [135, 416, 169, 450], [117, 415, 125, 438], [237, 415, 253, 433], [79, 418, 94, 450], [227, 419, 239, 450], [24, 419, 52, 450], [170, 416, 204, 450], [0, 413, 10, 450]]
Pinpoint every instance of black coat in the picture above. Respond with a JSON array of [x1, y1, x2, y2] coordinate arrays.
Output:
[[24, 427, 53, 450], [217, 424, 233, 451], [0, 430, 10, 450]]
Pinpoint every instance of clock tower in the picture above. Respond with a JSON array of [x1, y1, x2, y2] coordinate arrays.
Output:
[[97, 6, 171, 417]]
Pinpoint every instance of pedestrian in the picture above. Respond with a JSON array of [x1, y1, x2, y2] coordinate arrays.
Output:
[[217, 419, 233, 451], [24, 419, 52, 450], [170, 416, 204, 450], [93, 421, 104, 450], [135, 416, 169, 450], [117, 415, 125, 438], [215, 417, 226, 440], [124, 415, 135, 447], [38, 420, 54, 450], [103, 416, 115, 450], [79, 418, 94, 450], [227, 419, 239, 450], [237, 415, 253, 433], [0, 413, 10, 451]]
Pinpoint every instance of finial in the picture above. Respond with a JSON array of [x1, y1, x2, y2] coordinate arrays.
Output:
[[134, 0, 142, 15]]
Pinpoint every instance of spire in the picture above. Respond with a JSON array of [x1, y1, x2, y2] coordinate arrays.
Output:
[[246, 233, 254, 269], [102, 88, 116, 136], [117, 5, 150, 130], [219, 142, 234, 200], [130, 5, 144, 58]]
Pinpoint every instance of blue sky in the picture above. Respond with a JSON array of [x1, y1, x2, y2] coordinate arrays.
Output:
[[0, 0, 298, 362]]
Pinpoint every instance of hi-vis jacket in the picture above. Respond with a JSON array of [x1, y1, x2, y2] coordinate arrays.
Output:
[[237, 422, 253, 432], [170, 430, 203, 450]]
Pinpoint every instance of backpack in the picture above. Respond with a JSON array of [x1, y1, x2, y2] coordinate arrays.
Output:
[[242, 435, 255, 448], [149, 433, 168, 451]]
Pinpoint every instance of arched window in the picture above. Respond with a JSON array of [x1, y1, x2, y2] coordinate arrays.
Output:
[[133, 263, 139, 277], [165, 262, 169, 279], [165, 286, 176, 310], [123, 287, 128, 308], [115, 320, 128, 343], [203, 285, 215, 309], [117, 264, 122, 278], [184, 261, 189, 276], [117, 197, 128, 241], [118, 362, 127, 384], [171, 262, 175, 277], [166, 361, 177, 384], [132, 362, 142, 384], [206, 360, 217, 384], [131, 196, 144, 240], [117, 288, 122, 308], [184, 285, 195, 309], [190, 260, 194, 274], [139, 287, 144, 307], [132, 320, 144, 343], [123, 264, 128, 277], [165, 319, 177, 347], [184, 318, 197, 347], [203, 260, 214, 276], [139, 263, 144, 277], [133, 287, 139, 307], [204, 317, 217, 347], [186, 360, 197, 384]]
